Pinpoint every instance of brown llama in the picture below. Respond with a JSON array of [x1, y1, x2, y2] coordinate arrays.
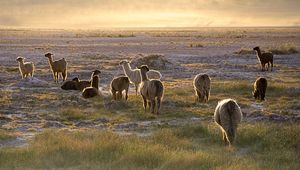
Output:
[[253, 77, 267, 101], [253, 46, 273, 71], [138, 65, 164, 115]]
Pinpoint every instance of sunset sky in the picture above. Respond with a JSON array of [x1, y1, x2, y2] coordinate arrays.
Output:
[[0, 0, 300, 28]]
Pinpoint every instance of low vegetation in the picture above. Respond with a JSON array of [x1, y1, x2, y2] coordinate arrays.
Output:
[[269, 46, 299, 55], [235, 46, 299, 55], [0, 122, 299, 169]]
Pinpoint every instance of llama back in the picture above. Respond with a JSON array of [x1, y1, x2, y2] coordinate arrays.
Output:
[[194, 74, 210, 91]]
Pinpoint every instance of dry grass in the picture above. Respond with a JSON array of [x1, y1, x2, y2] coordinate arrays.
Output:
[[269, 46, 299, 55], [234, 48, 254, 55], [0, 122, 299, 169]]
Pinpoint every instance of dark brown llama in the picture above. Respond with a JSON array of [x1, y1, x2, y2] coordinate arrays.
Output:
[[253, 77, 268, 101], [253, 46, 273, 71]]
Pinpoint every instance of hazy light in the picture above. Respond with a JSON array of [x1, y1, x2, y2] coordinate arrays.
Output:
[[0, 0, 299, 28]]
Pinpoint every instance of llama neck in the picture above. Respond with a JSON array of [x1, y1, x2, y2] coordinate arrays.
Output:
[[92, 77, 99, 89], [47, 57, 54, 66], [140, 70, 149, 82], [122, 63, 132, 74], [255, 49, 262, 58], [18, 61, 24, 67]]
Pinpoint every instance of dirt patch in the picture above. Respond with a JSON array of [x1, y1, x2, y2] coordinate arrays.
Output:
[[244, 111, 299, 122], [131, 54, 175, 70]]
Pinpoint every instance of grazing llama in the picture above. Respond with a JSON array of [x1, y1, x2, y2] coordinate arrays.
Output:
[[214, 99, 243, 146]]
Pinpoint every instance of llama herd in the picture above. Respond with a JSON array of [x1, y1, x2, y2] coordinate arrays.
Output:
[[15, 46, 273, 146]]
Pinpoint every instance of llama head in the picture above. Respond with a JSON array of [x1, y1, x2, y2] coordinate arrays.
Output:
[[253, 46, 260, 51], [72, 77, 79, 82], [119, 60, 130, 65], [138, 65, 149, 72], [16, 56, 24, 62], [44, 52, 53, 58], [92, 69, 101, 75], [252, 91, 259, 99]]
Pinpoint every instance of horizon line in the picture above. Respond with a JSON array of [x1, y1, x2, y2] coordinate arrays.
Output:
[[0, 26, 299, 31]]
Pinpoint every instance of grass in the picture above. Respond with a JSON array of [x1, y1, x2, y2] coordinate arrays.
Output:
[[269, 46, 299, 55], [234, 48, 254, 55], [0, 130, 17, 140], [235, 46, 299, 55], [34, 77, 299, 125], [0, 122, 299, 169], [189, 43, 204, 48]]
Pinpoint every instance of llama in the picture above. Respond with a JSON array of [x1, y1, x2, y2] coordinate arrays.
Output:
[[110, 76, 130, 100], [61, 78, 78, 90], [45, 53, 67, 83], [72, 70, 101, 91], [253, 46, 273, 71], [119, 60, 162, 95], [253, 77, 267, 101], [193, 74, 211, 102], [82, 75, 99, 98], [214, 99, 243, 146], [16, 57, 34, 79], [138, 65, 164, 115]]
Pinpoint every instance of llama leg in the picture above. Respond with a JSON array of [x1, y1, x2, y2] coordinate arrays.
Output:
[[112, 90, 116, 100], [148, 101, 151, 111], [150, 99, 155, 114], [62, 70, 67, 81], [52, 72, 55, 82], [134, 84, 138, 95], [261, 90, 265, 101], [222, 131, 227, 144], [125, 89, 128, 101], [194, 91, 198, 102], [156, 97, 161, 115], [197, 91, 201, 102], [142, 95, 147, 111], [206, 91, 209, 102], [267, 63, 270, 71], [271, 61, 273, 71], [56, 73, 59, 83], [118, 91, 122, 100], [261, 63, 265, 71]]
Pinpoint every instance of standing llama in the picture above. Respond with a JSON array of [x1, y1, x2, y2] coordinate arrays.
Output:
[[138, 65, 164, 115], [253, 77, 268, 101], [214, 99, 243, 146], [193, 74, 211, 102], [253, 46, 273, 71], [16, 57, 34, 79], [119, 60, 162, 95], [45, 53, 67, 83], [110, 76, 130, 101]]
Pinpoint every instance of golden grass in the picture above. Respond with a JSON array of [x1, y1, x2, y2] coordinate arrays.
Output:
[[0, 122, 299, 169]]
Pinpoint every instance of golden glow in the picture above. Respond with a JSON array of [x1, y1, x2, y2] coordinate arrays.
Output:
[[0, 0, 299, 28]]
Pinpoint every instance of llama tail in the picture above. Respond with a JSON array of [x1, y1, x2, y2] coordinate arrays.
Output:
[[226, 100, 236, 137]]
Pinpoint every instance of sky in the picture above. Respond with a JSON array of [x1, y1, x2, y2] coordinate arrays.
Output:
[[0, 0, 300, 28]]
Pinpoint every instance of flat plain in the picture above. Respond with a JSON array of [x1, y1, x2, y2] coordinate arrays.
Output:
[[0, 27, 299, 169]]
